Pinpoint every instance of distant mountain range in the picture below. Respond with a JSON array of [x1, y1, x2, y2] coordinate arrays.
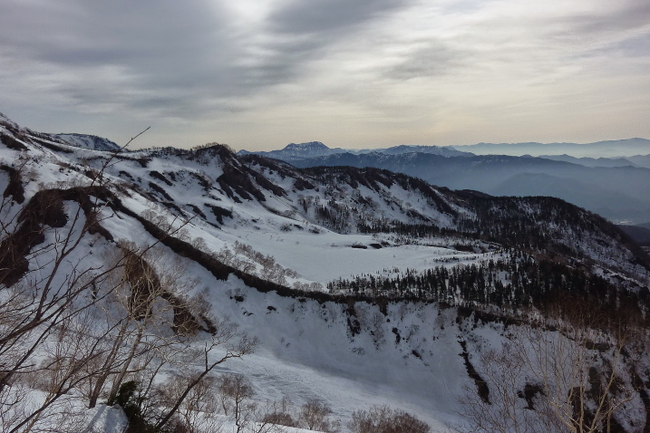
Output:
[[241, 141, 650, 224], [452, 138, 650, 158], [238, 141, 471, 161]]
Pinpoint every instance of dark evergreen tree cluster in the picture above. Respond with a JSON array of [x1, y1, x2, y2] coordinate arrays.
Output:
[[327, 250, 647, 324], [316, 200, 352, 233]]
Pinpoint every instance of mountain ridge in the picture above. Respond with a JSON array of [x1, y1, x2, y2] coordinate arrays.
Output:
[[238, 141, 473, 161], [287, 151, 650, 224], [453, 138, 650, 157], [51, 132, 122, 152]]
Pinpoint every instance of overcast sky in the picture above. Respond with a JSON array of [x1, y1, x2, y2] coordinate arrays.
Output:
[[1, 0, 649, 150]]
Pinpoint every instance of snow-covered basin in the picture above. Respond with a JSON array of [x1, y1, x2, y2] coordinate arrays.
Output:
[[222, 226, 492, 284]]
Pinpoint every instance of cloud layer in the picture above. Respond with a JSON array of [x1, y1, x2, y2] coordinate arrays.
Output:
[[1, 0, 649, 149]]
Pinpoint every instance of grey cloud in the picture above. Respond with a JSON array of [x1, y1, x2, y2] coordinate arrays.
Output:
[[574, 1, 650, 34], [614, 32, 650, 56], [0, 0, 249, 118], [542, 1, 650, 68], [0, 0, 421, 122], [1, 1, 229, 64], [386, 42, 465, 80], [269, 0, 408, 35], [441, 0, 497, 15], [227, 0, 414, 97], [1, 0, 418, 123], [232, 37, 326, 88], [549, 1, 650, 44]]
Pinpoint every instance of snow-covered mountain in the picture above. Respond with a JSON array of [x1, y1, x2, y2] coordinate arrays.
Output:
[[290, 151, 650, 224], [2, 114, 650, 433], [51, 133, 122, 152], [239, 141, 472, 161], [359, 144, 471, 158], [239, 141, 349, 161]]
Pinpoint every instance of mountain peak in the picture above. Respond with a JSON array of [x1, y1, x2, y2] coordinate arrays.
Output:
[[239, 141, 344, 161], [53, 133, 122, 152], [283, 141, 329, 152]]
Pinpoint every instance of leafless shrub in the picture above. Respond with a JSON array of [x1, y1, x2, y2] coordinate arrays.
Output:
[[216, 374, 257, 433], [299, 399, 340, 433], [155, 374, 223, 433], [348, 405, 430, 433]]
